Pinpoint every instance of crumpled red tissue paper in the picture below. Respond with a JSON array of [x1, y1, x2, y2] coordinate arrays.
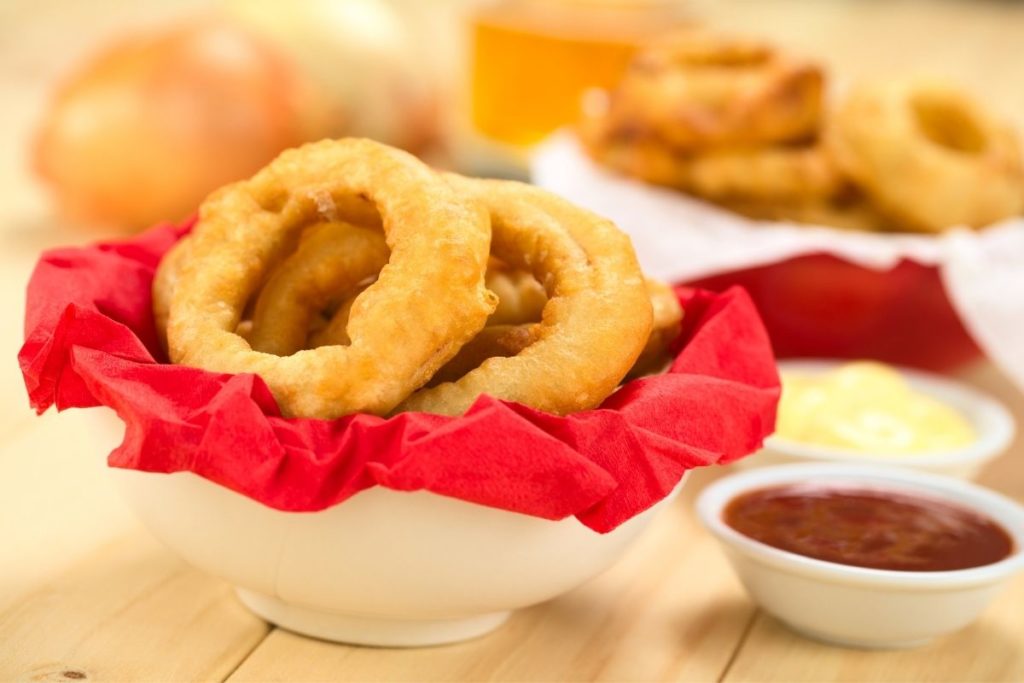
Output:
[[20, 220, 779, 532]]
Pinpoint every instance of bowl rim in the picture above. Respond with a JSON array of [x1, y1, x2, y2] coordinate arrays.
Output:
[[696, 462, 1024, 589], [764, 359, 1016, 468]]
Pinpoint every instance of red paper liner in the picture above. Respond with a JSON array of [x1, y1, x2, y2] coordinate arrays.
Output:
[[19, 220, 779, 533]]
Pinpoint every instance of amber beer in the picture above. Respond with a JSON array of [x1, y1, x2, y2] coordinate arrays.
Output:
[[470, 0, 688, 147]]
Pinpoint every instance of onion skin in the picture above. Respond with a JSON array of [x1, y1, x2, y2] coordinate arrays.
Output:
[[34, 19, 331, 230]]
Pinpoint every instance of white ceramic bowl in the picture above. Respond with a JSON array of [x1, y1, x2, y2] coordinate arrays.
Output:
[[112, 469, 683, 647], [744, 359, 1015, 478], [697, 463, 1024, 649]]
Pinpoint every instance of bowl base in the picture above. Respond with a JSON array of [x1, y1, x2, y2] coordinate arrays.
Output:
[[235, 588, 511, 647]]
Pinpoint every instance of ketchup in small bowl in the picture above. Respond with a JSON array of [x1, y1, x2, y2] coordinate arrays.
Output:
[[724, 484, 1014, 572], [698, 465, 1024, 648]]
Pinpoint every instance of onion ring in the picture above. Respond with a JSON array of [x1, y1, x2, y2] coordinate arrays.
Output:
[[253, 197, 667, 397], [604, 30, 824, 151], [425, 323, 542, 387], [582, 131, 843, 202], [425, 278, 681, 386], [425, 278, 679, 392], [161, 138, 496, 418], [628, 278, 684, 379], [152, 236, 192, 350], [307, 282, 372, 348], [826, 80, 1024, 232], [721, 194, 890, 232], [267, 255, 545, 355], [308, 266, 545, 352], [307, 277, 677, 386], [397, 175, 653, 416], [152, 219, 365, 351], [247, 220, 388, 355], [484, 261, 548, 326]]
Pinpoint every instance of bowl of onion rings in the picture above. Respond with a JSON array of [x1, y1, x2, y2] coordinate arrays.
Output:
[[20, 139, 779, 646], [536, 28, 1024, 373]]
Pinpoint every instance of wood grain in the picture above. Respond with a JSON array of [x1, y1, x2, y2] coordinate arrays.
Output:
[[726, 593, 1024, 683], [0, 533, 269, 683], [0, 411, 134, 614]]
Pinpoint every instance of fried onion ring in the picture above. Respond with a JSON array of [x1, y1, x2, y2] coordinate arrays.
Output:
[[583, 131, 843, 202], [308, 266, 546, 353], [152, 219, 353, 351], [826, 80, 1024, 232], [604, 30, 824, 151], [307, 282, 372, 349], [255, 187, 663, 404], [397, 175, 653, 416], [152, 236, 192, 350], [264, 253, 546, 356], [485, 262, 548, 326], [428, 279, 680, 386], [628, 278, 684, 379], [721, 193, 891, 232], [306, 276, 677, 386], [162, 138, 496, 418], [426, 279, 679, 391], [247, 220, 388, 355], [425, 323, 543, 387], [256, 221, 678, 389]]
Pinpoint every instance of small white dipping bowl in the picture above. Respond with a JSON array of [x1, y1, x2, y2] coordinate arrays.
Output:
[[697, 463, 1024, 649], [112, 469, 683, 647], [744, 359, 1016, 478]]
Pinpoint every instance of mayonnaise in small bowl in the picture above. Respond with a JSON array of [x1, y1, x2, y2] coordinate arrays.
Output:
[[744, 360, 1015, 478]]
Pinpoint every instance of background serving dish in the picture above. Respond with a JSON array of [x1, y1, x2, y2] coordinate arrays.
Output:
[[533, 134, 1024, 385]]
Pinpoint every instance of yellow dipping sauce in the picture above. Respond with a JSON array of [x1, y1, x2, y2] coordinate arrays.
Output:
[[776, 362, 975, 454]]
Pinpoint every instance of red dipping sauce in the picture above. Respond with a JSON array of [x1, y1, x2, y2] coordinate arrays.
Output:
[[724, 484, 1015, 572]]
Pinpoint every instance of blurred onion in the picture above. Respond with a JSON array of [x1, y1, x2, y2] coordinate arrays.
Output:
[[224, 0, 442, 156], [34, 19, 331, 229]]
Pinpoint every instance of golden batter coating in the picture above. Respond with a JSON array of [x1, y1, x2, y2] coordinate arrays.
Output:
[[161, 138, 496, 418], [827, 80, 1024, 233]]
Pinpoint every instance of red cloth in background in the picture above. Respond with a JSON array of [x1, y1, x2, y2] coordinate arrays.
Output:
[[19, 222, 779, 533], [689, 254, 981, 371]]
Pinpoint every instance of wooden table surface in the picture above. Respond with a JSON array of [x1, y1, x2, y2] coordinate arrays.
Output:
[[2, 1, 1023, 681]]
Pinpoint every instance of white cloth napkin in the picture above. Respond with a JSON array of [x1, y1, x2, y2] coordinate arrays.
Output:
[[532, 133, 1024, 391]]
